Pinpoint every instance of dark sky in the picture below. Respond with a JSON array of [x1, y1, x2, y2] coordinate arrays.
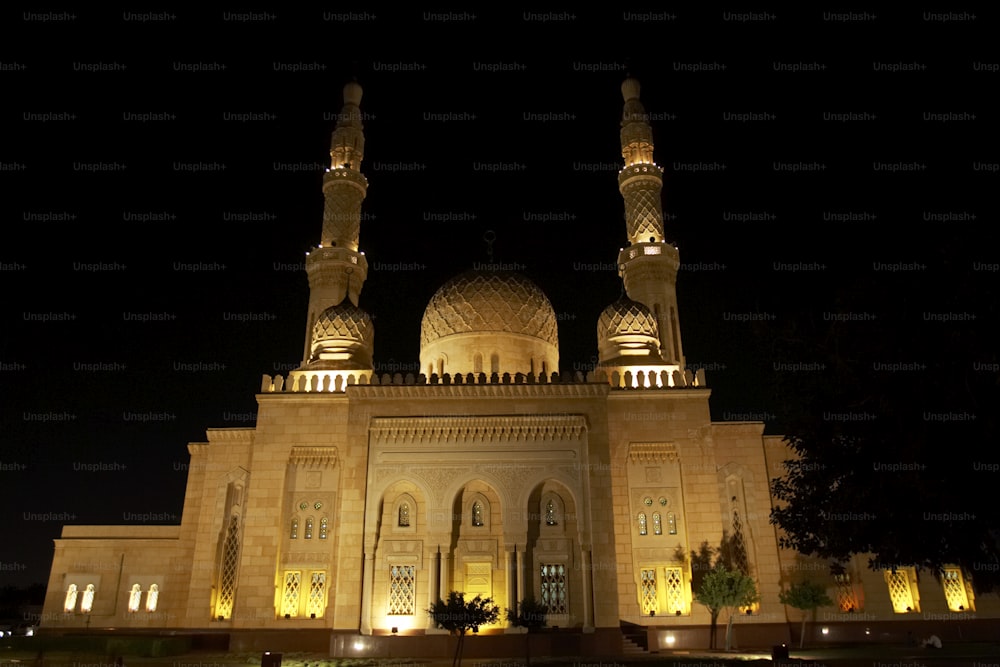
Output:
[[2, 8, 994, 588]]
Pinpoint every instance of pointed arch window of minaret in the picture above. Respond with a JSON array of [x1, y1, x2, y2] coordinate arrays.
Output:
[[305, 516, 314, 539], [128, 584, 142, 612], [638, 512, 648, 536], [730, 496, 751, 576], [490, 353, 499, 374], [146, 584, 159, 612], [80, 584, 95, 613], [216, 514, 241, 619], [290, 517, 299, 539], [474, 353, 483, 374], [667, 512, 677, 535], [472, 501, 484, 527], [64, 584, 78, 613], [437, 358, 444, 376], [670, 306, 681, 361], [398, 502, 410, 527], [653, 512, 662, 535], [319, 516, 329, 539], [545, 499, 557, 526]]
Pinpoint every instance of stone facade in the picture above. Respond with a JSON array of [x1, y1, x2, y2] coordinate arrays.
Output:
[[41, 78, 998, 652]]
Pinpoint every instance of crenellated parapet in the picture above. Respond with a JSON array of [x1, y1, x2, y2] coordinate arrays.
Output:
[[260, 367, 706, 394]]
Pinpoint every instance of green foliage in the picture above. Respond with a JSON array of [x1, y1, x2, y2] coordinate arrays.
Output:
[[779, 580, 833, 611], [428, 590, 500, 636], [694, 567, 759, 615], [505, 596, 548, 631], [779, 580, 834, 649], [694, 566, 759, 651]]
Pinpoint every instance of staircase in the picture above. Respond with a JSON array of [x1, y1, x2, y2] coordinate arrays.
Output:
[[620, 620, 649, 654]]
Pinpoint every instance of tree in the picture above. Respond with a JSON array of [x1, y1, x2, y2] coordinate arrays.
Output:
[[762, 232, 1000, 594], [505, 596, 548, 665], [428, 591, 501, 667], [778, 580, 833, 648], [694, 566, 759, 651]]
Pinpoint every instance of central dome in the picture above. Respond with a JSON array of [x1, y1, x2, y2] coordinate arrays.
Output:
[[419, 270, 559, 377]]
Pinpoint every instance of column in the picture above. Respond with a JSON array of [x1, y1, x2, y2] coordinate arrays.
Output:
[[360, 551, 375, 635], [504, 547, 516, 630], [581, 547, 595, 630], [426, 547, 439, 630], [516, 544, 526, 604], [439, 551, 452, 597]]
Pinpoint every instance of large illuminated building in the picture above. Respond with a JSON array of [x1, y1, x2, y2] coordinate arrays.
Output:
[[41, 79, 995, 654]]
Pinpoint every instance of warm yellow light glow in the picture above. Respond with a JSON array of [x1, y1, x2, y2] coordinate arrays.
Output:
[[80, 584, 95, 613], [128, 584, 141, 612], [146, 584, 159, 612], [64, 584, 77, 613], [821, 627, 829, 635], [665, 634, 676, 645]]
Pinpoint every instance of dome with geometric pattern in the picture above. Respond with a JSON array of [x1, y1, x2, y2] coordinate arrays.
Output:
[[596, 296, 661, 364], [420, 271, 558, 348], [307, 299, 374, 369], [419, 270, 559, 377]]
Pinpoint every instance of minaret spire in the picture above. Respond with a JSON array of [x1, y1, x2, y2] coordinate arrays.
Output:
[[615, 77, 685, 367], [300, 82, 371, 363], [619, 77, 664, 245]]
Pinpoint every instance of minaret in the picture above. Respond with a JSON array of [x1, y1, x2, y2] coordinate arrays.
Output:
[[616, 77, 685, 367], [301, 81, 371, 363]]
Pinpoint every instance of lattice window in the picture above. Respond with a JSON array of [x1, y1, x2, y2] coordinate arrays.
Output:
[[389, 565, 415, 615], [305, 517, 314, 539], [64, 584, 77, 612], [639, 568, 657, 614], [398, 503, 410, 527], [308, 572, 326, 618], [638, 512, 647, 535], [653, 512, 662, 535], [667, 512, 677, 535], [472, 502, 484, 527], [942, 568, 970, 612], [319, 517, 328, 539], [290, 517, 298, 539], [80, 584, 95, 613], [281, 571, 301, 617], [128, 584, 141, 612], [731, 508, 751, 575], [834, 572, 857, 612], [540, 563, 567, 614], [146, 584, 159, 612], [885, 569, 916, 613], [665, 567, 686, 615], [216, 515, 240, 618], [545, 499, 557, 526]]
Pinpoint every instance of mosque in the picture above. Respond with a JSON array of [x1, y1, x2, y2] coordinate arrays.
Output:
[[40, 78, 992, 654]]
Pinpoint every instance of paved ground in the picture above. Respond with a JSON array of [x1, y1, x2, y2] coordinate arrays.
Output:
[[4, 643, 1000, 667]]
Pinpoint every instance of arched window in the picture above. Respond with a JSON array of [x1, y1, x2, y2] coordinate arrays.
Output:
[[80, 584, 95, 613], [653, 512, 662, 535], [667, 512, 677, 535], [472, 501, 484, 527], [128, 584, 142, 612], [146, 584, 159, 612], [545, 499, 557, 526], [437, 358, 445, 376], [319, 517, 328, 539], [398, 502, 410, 527], [638, 512, 648, 536], [305, 517, 314, 539], [474, 353, 483, 374], [490, 353, 499, 374], [64, 584, 78, 613], [290, 517, 299, 539]]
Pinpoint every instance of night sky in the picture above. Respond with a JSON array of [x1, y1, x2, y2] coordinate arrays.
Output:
[[2, 8, 994, 588]]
